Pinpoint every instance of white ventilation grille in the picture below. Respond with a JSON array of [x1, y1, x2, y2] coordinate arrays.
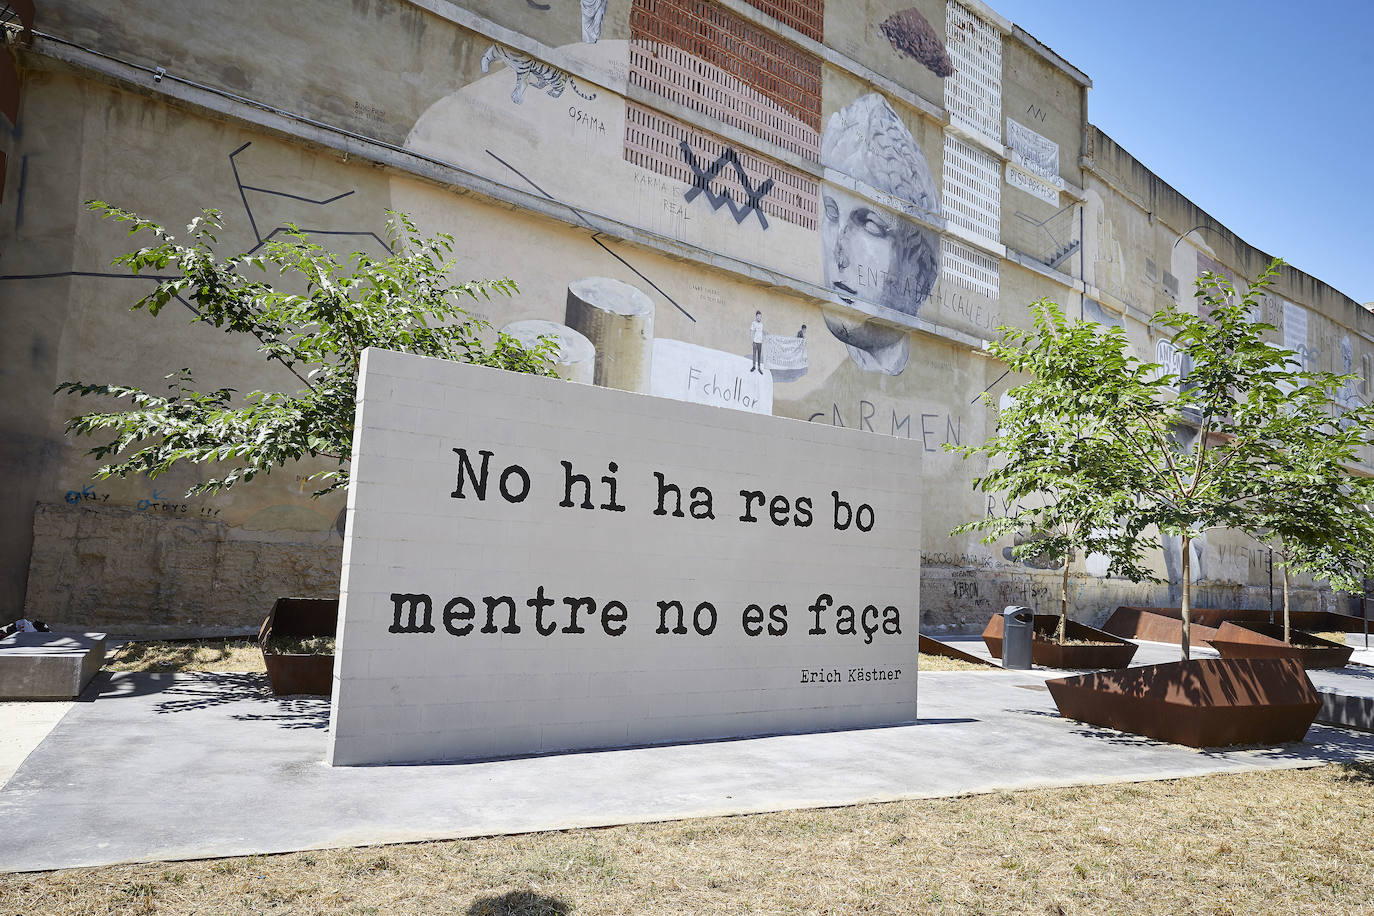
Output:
[[942, 236, 999, 299], [942, 134, 1000, 242], [945, 1, 1002, 143]]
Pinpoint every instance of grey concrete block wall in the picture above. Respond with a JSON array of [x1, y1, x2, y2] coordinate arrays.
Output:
[[0, 633, 106, 699], [327, 350, 922, 765], [1317, 688, 1374, 732]]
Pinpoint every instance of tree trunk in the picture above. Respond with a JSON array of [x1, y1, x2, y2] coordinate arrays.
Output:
[[1181, 535, 1192, 662], [1058, 555, 1070, 644], [1283, 561, 1291, 645]]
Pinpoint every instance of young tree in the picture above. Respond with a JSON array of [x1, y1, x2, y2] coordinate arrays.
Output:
[[950, 301, 1159, 644], [59, 204, 556, 497], [1148, 260, 1373, 657], [955, 259, 1373, 660], [1249, 394, 1374, 642]]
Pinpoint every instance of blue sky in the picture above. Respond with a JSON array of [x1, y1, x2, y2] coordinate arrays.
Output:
[[988, 0, 1373, 305]]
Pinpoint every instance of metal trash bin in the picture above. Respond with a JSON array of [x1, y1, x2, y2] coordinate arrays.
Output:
[[1002, 606, 1034, 670]]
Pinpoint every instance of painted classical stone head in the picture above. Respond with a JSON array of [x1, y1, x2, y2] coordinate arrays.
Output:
[[820, 93, 941, 375]]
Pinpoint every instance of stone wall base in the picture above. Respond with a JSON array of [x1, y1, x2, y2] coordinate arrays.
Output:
[[23, 504, 341, 638]]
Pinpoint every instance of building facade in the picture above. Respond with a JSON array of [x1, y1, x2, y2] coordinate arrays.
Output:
[[2, 0, 1370, 635]]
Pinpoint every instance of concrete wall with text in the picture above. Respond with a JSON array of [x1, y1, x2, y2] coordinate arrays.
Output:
[[328, 349, 920, 764]]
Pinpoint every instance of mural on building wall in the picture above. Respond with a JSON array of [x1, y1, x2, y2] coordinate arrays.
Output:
[[1337, 334, 1368, 411], [1010, 200, 1080, 270], [742, 311, 809, 381], [1006, 119, 1058, 181], [389, 4, 996, 563], [581, 0, 608, 42], [481, 45, 597, 104], [522, 0, 607, 43], [1281, 298, 1318, 369], [24, 0, 1374, 637], [879, 8, 955, 77], [1083, 298, 1122, 329], [820, 93, 941, 375], [765, 324, 809, 382], [679, 142, 775, 228], [1005, 118, 1064, 206]]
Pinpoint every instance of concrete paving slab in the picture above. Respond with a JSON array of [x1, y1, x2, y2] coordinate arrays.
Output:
[[0, 701, 74, 790], [1, 665, 1371, 874]]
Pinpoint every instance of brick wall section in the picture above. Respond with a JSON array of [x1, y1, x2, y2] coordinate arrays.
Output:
[[630, 0, 823, 135], [739, 0, 824, 42]]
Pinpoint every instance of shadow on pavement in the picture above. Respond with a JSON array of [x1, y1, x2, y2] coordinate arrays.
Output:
[[79, 670, 328, 730], [1319, 665, 1374, 681], [83, 670, 272, 703], [231, 698, 330, 730], [1009, 707, 1164, 749]]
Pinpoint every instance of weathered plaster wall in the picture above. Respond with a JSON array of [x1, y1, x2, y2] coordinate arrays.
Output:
[[1083, 126, 1374, 470], [1, 0, 1364, 636]]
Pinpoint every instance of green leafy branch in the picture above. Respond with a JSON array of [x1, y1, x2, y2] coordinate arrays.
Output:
[[59, 203, 557, 497]]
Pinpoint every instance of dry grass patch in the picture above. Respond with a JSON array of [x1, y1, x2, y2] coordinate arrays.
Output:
[[4, 763, 1372, 914], [104, 640, 265, 674], [918, 652, 994, 671]]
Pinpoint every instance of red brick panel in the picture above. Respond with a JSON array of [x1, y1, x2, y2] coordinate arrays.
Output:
[[738, 0, 824, 43], [630, 0, 822, 139]]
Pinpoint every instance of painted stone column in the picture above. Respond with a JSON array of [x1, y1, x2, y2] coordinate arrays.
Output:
[[500, 319, 596, 384], [564, 277, 654, 392]]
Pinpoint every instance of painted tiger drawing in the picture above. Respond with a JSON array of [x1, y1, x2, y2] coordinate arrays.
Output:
[[481, 45, 598, 105]]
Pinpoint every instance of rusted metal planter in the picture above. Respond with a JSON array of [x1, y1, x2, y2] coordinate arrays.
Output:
[[1101, 606, 1221, 646], [982, 614, 1138, 669], [1110, 604, 1368, 642], [259, 597, 338, 696], [919, 633, 999, 668], [1209, 621, 1354, 669], [1046, 657, 1320, 748]]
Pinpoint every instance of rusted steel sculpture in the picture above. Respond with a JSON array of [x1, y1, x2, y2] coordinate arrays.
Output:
[[258, 597, 337, 696], [1047, 657, 1320, 748], [982, 613, 1137, 669], [1210, 622, 1354, 669]]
